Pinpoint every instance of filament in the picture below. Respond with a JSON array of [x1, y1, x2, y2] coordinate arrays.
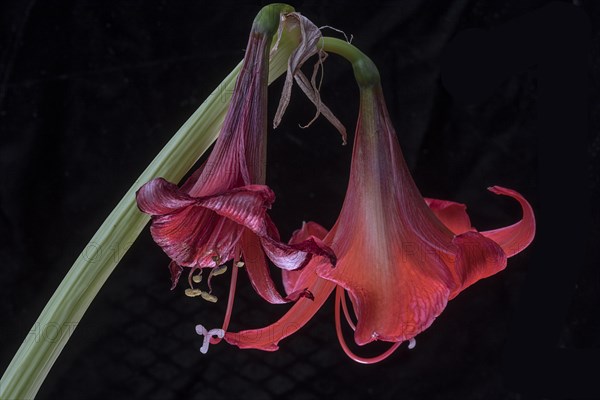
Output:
[[339, 287, 357, 331], [334, 286, 401, 364]]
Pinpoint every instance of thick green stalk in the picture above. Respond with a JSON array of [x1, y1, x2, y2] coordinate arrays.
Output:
[[319, 37, 380, 88], [0, 5, 298, 399]]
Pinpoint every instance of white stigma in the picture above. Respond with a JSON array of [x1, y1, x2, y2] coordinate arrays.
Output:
[[408, 338, 416, 350], [195, 324, 225, 354]]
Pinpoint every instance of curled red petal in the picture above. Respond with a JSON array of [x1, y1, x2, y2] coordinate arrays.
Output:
[[448, 231, 507, 299], [260, 218, 336, 272], [139, 180, 276, 268], [425, 198, 474, 235], [241, 229, 297, 304], [168, 261, 184, 290], [283, 221, 329, 295], [480, 186, 536, 257], [150, 203, 242, 267], [136, 178, 197, 215], [196, 185, 275, 236], [225, 260, 335, 351], [290, 221, 329, 243]]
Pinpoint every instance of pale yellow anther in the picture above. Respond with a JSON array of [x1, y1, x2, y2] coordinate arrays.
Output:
[[192, 274, 202, 284], [185, 288, 203, 297], [201, 292, 218, 303], [236, 261, 245, 268], [211, 265, 228, 277]]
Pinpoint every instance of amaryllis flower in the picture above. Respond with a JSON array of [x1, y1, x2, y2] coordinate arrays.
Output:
[[224, 71, 535, 363], [136, 6, 335, 312]]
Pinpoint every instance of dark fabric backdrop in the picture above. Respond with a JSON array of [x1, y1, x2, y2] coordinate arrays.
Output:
[[1, 1, 598, 399]]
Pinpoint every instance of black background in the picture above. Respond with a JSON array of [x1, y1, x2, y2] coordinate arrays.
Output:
[[1, 1, 598, 399]]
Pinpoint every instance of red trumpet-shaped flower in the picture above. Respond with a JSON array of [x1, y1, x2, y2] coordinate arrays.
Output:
[[136, 6, 335, 310], [225, 72, 535, 363]]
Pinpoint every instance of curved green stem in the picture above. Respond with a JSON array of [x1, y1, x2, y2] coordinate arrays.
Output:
[[319, 37, 380, 88]]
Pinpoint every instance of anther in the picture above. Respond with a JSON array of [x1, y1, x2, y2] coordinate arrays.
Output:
[[201, 292, 218, 303], [211, 265, 228, 277], [185, 288, 202, 297]]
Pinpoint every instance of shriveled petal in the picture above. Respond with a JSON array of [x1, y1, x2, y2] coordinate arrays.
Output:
[[480, 186, 536, 257], [283, 221, 329, 295], [448, 231, 507, 299], [425, 198, 474, 235], [273, 12, 347, 142], [241, 230, 312, 304], [225, 259, 335, 351]]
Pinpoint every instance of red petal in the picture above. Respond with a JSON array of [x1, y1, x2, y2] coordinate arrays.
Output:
[[260, 218, 336, 271], [448, 231, 507, 299], [136, 178, 197, 215], [241, 229, 304, 304], [139, 180, 276, 268], [316, 233, 452, 346], [225, 259, 335, 351], [168, 261, 183, 290], [150, 202, 242, 267], [425, 198, 474, 235], [480, 186, 536, 257], [283, 222, 329, 295], [195, 185, 275, 236]]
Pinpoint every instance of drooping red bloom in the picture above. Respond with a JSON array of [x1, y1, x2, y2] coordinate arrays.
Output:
[[224, 81, 535, 362], [136, 11, 335, 307]]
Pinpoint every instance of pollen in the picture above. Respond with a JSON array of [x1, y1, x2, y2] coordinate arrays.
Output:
[[201, 292, 218, 303], [185, 288, 203, 297], [211, 265, 228, 277], [192, 273, 202, 284]]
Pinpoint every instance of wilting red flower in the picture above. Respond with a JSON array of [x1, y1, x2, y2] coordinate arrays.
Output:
[[136, 11, 335, 309], [224, 80, 535, 363]]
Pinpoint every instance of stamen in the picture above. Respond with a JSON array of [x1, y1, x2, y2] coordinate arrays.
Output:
[[195, 324, 225, 354], [207, 264, 228, 293], [236, 261, 245, 268], [334, 286, 401, 364], [187, 266, 200, 289], [339, 288, 356, 331]]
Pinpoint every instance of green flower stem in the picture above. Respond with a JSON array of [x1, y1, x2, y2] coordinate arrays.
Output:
[[319, 37, 381, 88], [253, 3, 294, 35], [0, 5, 299, 399]]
